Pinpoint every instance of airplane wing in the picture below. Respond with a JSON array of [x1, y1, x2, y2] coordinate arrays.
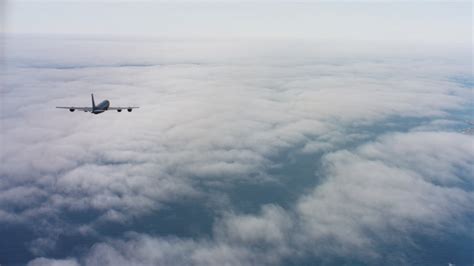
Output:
[[108, 107, 140, 110], [56, 106, 93, 112]]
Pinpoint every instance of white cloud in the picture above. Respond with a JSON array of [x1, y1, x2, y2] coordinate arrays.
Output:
[[0, 36, 472, 264], [356, 132, 474, 185], [24, 131, 473, 265], [297, 132, 473, 250], [216, 205, 292, 245], [28, 257, 79, 266]]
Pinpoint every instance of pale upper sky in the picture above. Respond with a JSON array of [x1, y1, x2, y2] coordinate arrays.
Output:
[[2, 1, 472, 45]]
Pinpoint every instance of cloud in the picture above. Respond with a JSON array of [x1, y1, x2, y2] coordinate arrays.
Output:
[[81, 234, 262, 266], [28, 258, 79, 266], [356, 132, 474, 185], [217, 205, 291, 245], [0, 36, 472, 264], [26, 131, 473, 265], [296, 132, 473, 258]]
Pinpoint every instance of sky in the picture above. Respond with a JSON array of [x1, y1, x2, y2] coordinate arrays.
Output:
[[3, 1, 472, 44], [0, 1, 473, 266]]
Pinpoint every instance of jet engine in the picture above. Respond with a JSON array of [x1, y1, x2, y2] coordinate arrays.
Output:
[[117, 109, 122, 112], [127, 108, 132, 112], [69, 108, 75, 112]]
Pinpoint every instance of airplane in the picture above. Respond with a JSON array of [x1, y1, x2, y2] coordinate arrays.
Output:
[[56, 94, 139, 114]]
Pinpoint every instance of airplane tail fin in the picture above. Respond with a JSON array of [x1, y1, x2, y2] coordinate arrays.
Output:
[[91, 94, 96, 109]]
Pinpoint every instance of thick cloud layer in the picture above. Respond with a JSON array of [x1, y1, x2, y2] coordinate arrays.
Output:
[[27, 132, 474, 266], [1, 36, 473, 265]]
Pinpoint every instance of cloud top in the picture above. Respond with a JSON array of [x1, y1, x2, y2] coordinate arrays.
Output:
[[1, 35, 473, 265]]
